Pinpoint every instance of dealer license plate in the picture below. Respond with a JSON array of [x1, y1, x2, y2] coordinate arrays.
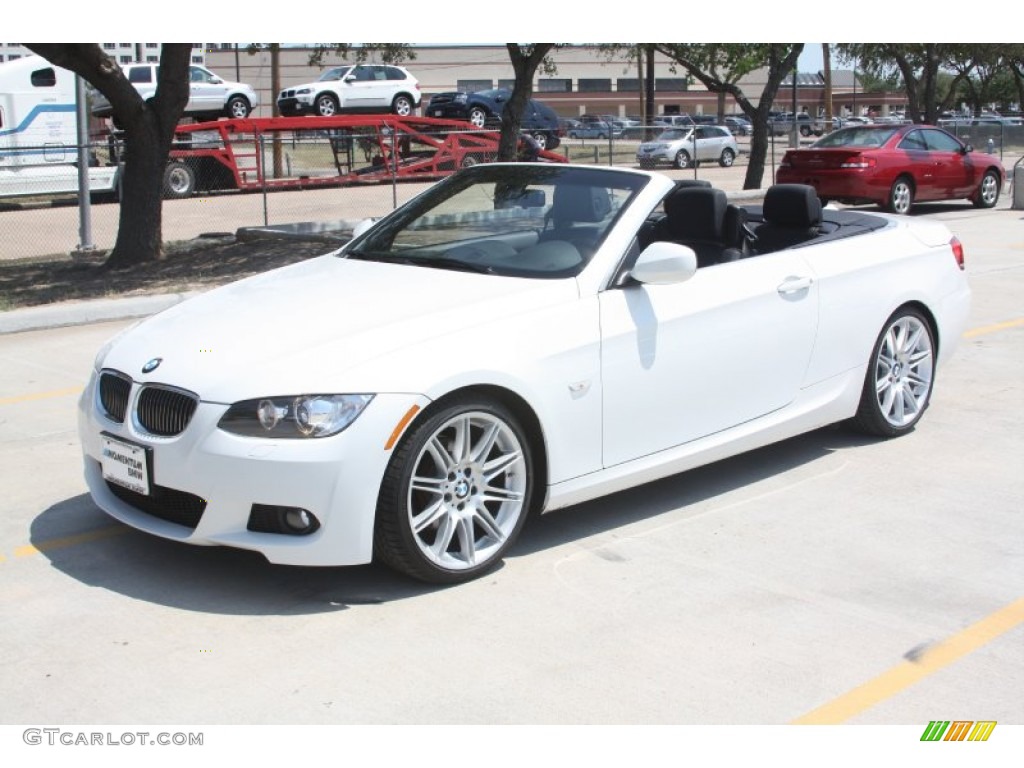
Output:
[[101, 435, 150, 496]]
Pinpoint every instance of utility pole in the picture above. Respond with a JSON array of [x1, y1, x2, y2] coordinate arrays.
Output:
[[823, 43, 834, 131]]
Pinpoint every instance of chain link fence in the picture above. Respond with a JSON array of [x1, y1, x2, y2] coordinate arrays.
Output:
[[2, 120, 1019, 263]]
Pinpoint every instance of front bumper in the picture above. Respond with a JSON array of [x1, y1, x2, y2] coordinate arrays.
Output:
[[77, 370, 430, 567]]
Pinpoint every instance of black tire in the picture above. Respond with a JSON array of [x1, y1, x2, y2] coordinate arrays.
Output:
[[162, 162, 195, 199], [799, 125, 812, 137], [392, 94, 414, 117], [719, 148, 736, 167], [972, 169, 1001, 208], [226, 95, 251, 119], [531, 132, 548, 150], [674, 150, 691, 169], [885, 175, 914, 215], [373, 396, 534, 584], [315, 93, 339, 117], [468, 107, 488, 129], [851, 307, 936, 437]]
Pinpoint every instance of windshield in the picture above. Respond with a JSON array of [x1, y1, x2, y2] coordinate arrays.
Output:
[[343, 165, 649, 278], [813, 126, 899, 148], [318, 67, 351, 82]]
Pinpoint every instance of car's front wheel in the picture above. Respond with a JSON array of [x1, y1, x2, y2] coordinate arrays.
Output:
[[973, 169, 1001, 208], [531, 132, 548, 150], [851, 308, 935, 437], [468, 107, 488, 129], [315, 93, 339, 117], [719, 148, 735, 167], [226, 95, 251, 119], [674, 149, 691, 169], [374, 397, 534, 584], [886, 176, 914, 215]]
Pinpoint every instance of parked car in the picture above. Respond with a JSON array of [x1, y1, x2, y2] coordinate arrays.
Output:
[[771, 112, 825, 137], [653, 114, 694, 128], [91, 63, 259, 121], [558, 117, 583, 134], [426, 88, 561, 149], [723, 116, 751, 136], [776, 124, 1004, 214], [277, 64, 421, 117], [77, 164, 970, 584], [567, 114, 620, 139], [636, 125, 738, 169]]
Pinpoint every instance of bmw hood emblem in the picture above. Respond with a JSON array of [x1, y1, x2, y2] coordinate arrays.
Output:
[[141, 357, 163, 374]]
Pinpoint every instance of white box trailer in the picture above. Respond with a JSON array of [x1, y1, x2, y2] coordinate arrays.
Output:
[[0, 55, 118, 198]]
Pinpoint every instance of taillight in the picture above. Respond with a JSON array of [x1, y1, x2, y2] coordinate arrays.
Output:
[[950, 236, 965, 271], [840, 154, 876, 169]]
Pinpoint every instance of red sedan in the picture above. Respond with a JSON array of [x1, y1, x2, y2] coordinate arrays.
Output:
[[776, 124, 1004, 214]]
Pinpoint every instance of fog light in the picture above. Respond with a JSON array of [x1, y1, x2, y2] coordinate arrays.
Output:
[[284, 508, 313, 532], [247, 504, 320, 535]]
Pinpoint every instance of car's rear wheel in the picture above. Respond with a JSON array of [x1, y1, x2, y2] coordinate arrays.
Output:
[[674, 150, 691, 169], [886, 176, 914, 215], [226, 95, 251, 119], [315, 94, 339, 117], [162, 162, 195, 199], [374, 397, 534, 584], [800, 125, 812, 137], [851, 307, 935, 437], [531, 132, 548, 150], [719, 148, 735, 167], [973, 169, 1001, 208], [392, 94, 414, 117], [468, 107, 488, 129]]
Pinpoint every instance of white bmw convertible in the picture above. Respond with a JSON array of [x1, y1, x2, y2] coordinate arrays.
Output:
[[78, 165, 971, 583]]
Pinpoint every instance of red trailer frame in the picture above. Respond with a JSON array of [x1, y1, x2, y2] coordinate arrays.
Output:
[[163, 114, 566, 198]]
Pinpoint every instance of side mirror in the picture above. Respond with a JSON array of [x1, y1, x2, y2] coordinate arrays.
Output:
[[628, 242, 698, 285], [209, 77, 223, 85], [963, 144, 973, 153]]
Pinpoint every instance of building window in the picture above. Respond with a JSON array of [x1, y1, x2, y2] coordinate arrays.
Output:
[[120, 55, 132, 64], [538, 78, 572, 93], [457, 79, 492, 93], [146, 43, 158, 49], [103, 44, 116, 50], [578, 78, 611, 93], [147, 56, 158, 63], [655, 78, 688, 92], [617, 78, 640, 92], [497, 79, 515, 90], [192, 56, 203, 64], [118, 43, 131, 48]]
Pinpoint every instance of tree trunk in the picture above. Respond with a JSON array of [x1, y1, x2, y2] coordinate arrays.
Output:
[[25, 43, 191, 269], [498, 45, 554, 161]]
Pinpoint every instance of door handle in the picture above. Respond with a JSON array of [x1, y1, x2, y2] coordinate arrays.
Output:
[[777, 276, 813, 295]]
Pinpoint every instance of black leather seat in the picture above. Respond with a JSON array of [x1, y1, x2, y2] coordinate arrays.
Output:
[[753, 184, 822, 253], [650, 185, 733, 267]]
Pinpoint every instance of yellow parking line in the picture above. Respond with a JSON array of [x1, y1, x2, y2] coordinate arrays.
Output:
[[13, 525, 128, 559], [963, 317, 1024, 339], [0, 386, 82, 406], [792, 596, 1024, 724]]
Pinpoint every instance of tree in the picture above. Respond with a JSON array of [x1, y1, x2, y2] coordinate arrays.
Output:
[[833, 44, 973, 124], [497, 44, 556, 161], [650, 44, 804, 189], [25, 44, 191, 270]]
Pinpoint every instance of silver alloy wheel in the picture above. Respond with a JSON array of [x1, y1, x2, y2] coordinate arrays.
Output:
[[468, 108, 487, 128], [316, 94, 338, 117], [532, 132, 547, 149], [227, 96, 250, 119], [719, 148, 735, 167], [977, 171, 1000, 207], [162, 163, 195, 198], [392, 95, 413, 116], [888, 178, 913, 214], [406, 411, 528, 572], [873, 314, 934, 429], [674, 150, 690, 169]]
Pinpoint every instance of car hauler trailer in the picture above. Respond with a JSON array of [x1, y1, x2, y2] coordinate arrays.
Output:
[[156, 114, 566, 198], [0, 55, 118, 199]]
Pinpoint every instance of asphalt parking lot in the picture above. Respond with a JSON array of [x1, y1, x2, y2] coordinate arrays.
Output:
[[0, 198, 1022, 740]]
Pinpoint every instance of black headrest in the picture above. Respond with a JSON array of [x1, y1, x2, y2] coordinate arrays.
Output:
[[673, 179, 713, 190], [763, 184, 823, 228], [662, 186, 728, 241], [550, 185, 612, 224]]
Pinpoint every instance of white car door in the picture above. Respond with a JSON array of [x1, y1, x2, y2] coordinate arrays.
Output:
[[599, 253, 819, 467], [188, 66, 228, 114]]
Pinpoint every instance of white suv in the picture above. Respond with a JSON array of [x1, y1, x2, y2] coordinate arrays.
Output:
[[91, 63, 259, 121], [277, 64, 421, 117]]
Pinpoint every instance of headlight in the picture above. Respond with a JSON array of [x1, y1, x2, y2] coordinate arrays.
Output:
[[297, 88, 312, 95], [218, 394, 374, 438]]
